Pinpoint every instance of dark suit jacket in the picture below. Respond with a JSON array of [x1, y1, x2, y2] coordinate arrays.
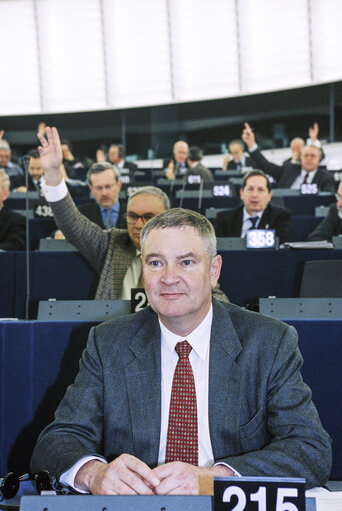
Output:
[[30, 299, 332, 488], [307, 203, 342, 241], [78, 201, 126, 229], [10, 174, 41, 191], [121, 160, 138, 174], [227, 155, 255, 171], [185, 163, 213, 182], [249, 148, 336, 193], [215, 203, 292, 244], [0, 206, 26, 250]]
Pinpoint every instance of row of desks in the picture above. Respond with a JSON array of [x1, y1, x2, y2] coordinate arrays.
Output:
[[0, 318, 341, 479], [1, 249, 342, 319]]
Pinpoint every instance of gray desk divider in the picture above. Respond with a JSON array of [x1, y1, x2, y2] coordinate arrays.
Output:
[[38, 300, 131, 321], [333, 236, 342, 249], [217, 237, 246, 250], [20, 495, 212, 511], [176, 189, 213, 198], [259, 298, 342, 319], [217, 237, 279, 250], [39, 239, 78, 251]]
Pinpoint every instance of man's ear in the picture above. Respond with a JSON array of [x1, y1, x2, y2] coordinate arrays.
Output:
[[117, 180, 123, 191], [210, 255, 222, 288]]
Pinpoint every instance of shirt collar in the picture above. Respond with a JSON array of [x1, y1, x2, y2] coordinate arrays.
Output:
[[300, 168, 318, 182], [100, 200, 120, 215], [159, 304, 213, 362], [243, 207, 263, 222]]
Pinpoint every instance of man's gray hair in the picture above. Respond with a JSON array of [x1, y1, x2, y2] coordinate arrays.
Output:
[[229, 139, 244, 150], [0, 169, 10, 190], [140, 207, 217, 258], [0, 140, 11, 152], [128, 186, 170, 210], [87, 162, 120, 184]]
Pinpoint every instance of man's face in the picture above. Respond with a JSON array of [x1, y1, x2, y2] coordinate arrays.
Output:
[[229, 143, 243, 162], [143, 226, 222, 335], [108, 146, 121, 165], [89, 168, 122, 209], [0, 182, 10, 208], [336, 182, 342, 217], [173, 142, 188, 164], [28, 157, 44, 180], [0, 149, 10, 167], [126, 193, 165, 249], [240, 175, 272, 216], [300, 146, 321, 172]]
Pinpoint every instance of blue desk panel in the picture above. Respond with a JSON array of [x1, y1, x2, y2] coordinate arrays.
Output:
[[0, 252, 17, 318], [0, 319, 341, 480]]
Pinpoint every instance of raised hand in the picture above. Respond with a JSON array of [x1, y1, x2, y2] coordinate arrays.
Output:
[[37, 126, 64, 185], [0, 129, 4, 142], [308, 122, 319, 141], [242, 122, 256, 148]]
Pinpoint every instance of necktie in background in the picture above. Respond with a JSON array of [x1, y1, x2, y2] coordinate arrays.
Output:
[[302, 173, 309, 185], [103, 208, 115, 229], [165, 340, 198, 465], [248, 216, 259, 230]]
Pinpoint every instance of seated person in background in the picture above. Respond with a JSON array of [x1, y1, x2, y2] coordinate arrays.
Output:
[[242, 123, 335, 193], [215, 170, 291, 245], [30, 207, 331, 494], [54, 162, 126, 239], [97, 144, 138, 175], [307, 181, 342, 241], [38, 127, 228, 302], [222, 139, 255, 172], [0, 169, 26, 250], [11, 149, 45, 195], [0, 130, 23, 178], [164, 140, 189, 180], [185, 146, 213, 182], [61, 139, 87, 180], [283, 124, 323, 165]]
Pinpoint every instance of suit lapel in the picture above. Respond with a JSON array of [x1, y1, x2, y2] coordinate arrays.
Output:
[[209, 301, 243, 459], [124, 310, 161, 466]]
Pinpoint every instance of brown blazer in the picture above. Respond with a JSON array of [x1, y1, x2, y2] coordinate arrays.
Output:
[[50, 193, 136, 299]]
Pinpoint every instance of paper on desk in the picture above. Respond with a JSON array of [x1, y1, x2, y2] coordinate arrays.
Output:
[[315, 493, 342, 511], [306, 488, 342, 511]]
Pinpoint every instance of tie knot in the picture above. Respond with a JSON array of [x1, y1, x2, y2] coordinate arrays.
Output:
[[175, 340, 192, 359], [249, 216, 258, 229]]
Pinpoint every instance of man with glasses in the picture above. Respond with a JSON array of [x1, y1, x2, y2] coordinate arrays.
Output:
[[307, 181, 342, 241], [38, 127, 169, 299]]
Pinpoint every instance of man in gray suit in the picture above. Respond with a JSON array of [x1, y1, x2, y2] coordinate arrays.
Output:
[[31, 208, 331, 494]]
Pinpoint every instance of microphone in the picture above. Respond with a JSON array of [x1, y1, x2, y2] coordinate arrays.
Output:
[[22, 155, 31, 320]]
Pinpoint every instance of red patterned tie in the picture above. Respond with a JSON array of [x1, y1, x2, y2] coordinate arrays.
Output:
[[165, 340, 198, 465]]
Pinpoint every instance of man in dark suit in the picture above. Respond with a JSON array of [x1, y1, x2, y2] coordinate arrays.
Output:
[[242, 123, 336, 193], [0, 169, 26, 250], [108, 144, 138, 175], [307, 181, 342, 241], [185, 146, 213, 183], [222, 139, 255, 172], [30, 207, 331, 494], [216, 170, 291, 244], [10, 149, 45, 194]]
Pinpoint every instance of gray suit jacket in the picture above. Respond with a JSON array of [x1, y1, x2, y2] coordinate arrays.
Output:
[[30, 300, 331, 488]]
